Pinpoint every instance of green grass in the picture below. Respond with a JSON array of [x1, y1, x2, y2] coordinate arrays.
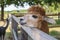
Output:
[[5, 32, 12, 40], [49, 30, 60, 40], [56, 19, 60, 24], [20, 10, 27, 13], [49, 30, 60, 36]]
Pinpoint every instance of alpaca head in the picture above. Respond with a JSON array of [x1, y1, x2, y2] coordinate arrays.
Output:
[[20, 5, 56, 28]]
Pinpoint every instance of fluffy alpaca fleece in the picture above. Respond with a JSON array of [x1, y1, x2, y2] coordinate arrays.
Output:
[[20, 5, 56, 34]]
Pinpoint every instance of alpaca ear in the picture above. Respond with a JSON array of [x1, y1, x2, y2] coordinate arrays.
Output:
[[44, 17, 56, 24]]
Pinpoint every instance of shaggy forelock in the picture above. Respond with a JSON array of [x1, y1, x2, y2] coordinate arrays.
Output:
[[28, 5, 45, 16]]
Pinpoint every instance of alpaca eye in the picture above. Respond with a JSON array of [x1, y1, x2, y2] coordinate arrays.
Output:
[[32, 15, 38, 18]]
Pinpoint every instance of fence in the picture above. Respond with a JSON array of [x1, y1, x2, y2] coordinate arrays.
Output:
[[9, 14, 58, 40]]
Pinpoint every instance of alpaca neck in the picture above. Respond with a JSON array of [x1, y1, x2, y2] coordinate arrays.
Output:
[[37, 22, 42, 29]]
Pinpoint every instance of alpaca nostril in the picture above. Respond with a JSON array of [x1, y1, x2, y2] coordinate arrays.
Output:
[[20, 19, 24, 21]]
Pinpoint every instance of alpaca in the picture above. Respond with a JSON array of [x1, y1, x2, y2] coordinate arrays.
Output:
[[20, 5, 56, 34], [0, 18, 9, 40]]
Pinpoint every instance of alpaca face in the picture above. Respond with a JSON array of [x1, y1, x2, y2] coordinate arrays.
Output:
[[20, 5, 56, 28], [20, 13, 44, 28], [20, 13, 56, 28]]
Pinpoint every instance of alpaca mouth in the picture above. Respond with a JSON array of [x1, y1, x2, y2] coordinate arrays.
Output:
[[20, 23, 26, 25]]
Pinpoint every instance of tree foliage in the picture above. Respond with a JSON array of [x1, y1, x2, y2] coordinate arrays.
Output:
[[0, 0, 60, 7]]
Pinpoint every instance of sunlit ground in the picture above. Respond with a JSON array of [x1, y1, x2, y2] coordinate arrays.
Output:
[[49, 27, 60, 32]]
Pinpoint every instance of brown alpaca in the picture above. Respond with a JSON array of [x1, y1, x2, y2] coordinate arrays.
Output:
[[28, 5, 49, 33], [20, 5, 56, 34]]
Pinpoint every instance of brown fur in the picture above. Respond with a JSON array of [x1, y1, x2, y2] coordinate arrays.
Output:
[[28, 5, 49, 34]]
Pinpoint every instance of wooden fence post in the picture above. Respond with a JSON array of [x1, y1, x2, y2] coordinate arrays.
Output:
[[11, 18, 18, 40], [21, 28, 28, 40]]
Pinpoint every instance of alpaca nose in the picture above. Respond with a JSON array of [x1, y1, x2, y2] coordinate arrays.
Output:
[[20, 18, 24, 21]]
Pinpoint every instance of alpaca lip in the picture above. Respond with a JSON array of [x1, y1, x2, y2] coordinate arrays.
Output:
[[20, 23, 26, 25]]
